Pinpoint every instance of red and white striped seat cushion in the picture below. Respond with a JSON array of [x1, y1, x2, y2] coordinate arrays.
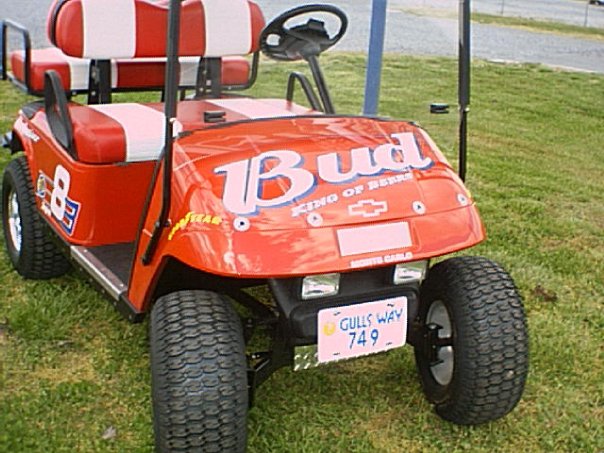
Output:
[[10, 47, 251, 93], [48, 0, 265, 59], [67, 99, 315, 164], [70, 103, 177, 163]]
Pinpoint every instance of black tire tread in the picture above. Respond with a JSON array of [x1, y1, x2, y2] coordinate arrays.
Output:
[[150, 290, 248, 453], [1, 156, 70, 279], [417, 256, 529, 425]]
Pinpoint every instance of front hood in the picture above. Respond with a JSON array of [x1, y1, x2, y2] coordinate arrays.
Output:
[[166, 116, 484, 276]]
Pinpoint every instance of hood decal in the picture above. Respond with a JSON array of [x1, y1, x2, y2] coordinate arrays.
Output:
[[214, 132, 432, 216]]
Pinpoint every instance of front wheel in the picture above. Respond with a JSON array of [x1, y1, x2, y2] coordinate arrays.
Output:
[[414, 256, 529, 425], [150, 290, 249, 452]]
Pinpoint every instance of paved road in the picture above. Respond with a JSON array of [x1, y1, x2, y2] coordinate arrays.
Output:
[[470, 0, 604, 28], [391, 0, 604, 28], [1, 0, 603, 73], [257, 0, 604, 72]]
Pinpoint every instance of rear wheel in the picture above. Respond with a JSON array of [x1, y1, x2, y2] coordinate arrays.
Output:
[[1, 157, 70, 278], [150, 290, 248, 452], [414, 256, 529, 425]]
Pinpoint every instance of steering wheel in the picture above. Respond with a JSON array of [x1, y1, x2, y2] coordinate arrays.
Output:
[[260, 4, 348, 62]]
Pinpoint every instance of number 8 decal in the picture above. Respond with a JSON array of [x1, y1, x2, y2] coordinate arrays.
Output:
[[50, 165, 70, 221]]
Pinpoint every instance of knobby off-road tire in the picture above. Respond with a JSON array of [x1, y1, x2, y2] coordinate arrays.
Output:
[[1, 157, 70, 279], [150, 290, 248, 453], [414, 256, 528, 425]]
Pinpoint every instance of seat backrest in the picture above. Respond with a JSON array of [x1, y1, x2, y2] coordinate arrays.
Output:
[[47, 0, 265, 60]]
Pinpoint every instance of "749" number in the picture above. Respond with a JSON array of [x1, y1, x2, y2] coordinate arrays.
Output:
[[348, 328, 379, 349]]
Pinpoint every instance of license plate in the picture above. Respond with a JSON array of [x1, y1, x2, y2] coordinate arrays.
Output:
[[317, 296, 407, 364]]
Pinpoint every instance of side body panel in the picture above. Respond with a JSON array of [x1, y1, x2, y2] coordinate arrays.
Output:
[[14, 110, 154, 245]]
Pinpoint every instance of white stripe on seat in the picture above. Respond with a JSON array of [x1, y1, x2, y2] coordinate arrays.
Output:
[[89, 104, 167, 162], [208, 99, 297, 119], [82, 0, 136, 59], [64, 54, 118, 90], [180, 57, 203, 86], [202, 0, 252, 57], [52, 51, 89, 91]]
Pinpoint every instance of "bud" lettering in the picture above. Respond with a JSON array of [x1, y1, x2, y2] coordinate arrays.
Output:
[[214, 133, 432, 215]]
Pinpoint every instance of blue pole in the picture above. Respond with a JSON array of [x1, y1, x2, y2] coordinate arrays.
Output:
[[363, 0, 388, 115]]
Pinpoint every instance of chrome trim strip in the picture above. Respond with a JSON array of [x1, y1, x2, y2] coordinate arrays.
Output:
[[71, 246, 126, 300]]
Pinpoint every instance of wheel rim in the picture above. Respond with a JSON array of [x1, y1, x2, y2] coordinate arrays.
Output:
[[6, 189, 23, 254], [426, 300, 454, 386]]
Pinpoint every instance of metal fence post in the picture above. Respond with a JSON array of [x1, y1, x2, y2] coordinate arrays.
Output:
[[363, 0, 388, 116], [459, 0, 471, 181]]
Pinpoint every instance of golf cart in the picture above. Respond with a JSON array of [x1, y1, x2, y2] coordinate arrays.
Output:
[[1, 0, 528, 451]]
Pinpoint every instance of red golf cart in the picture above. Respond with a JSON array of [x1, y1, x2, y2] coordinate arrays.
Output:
[[1, 0, 528, 451]]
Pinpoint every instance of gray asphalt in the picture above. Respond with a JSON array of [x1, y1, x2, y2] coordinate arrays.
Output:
[[390, 0, 604, 28], [1, 0, 603, 73], [469, 0, 604, 28], [256, 0, 604, 73]]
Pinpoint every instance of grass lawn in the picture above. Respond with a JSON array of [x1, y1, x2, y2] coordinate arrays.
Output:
[[0, 54, 603, 452], [472, 12, 604, 41]]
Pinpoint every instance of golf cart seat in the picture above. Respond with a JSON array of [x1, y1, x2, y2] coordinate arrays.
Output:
[[6, 45, 253, 95], [42, 0, 266, 163], [49, 0, 264, 60], [1, 0, 259, 99], [65, 98, 313, 163]]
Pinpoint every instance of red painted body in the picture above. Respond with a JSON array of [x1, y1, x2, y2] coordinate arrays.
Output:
[[14, 96, 485, 312], [15, 113, 154, 244]]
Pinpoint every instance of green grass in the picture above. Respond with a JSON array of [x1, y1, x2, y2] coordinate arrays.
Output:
[[472, 12, 604, 41], [1, 54, 603, 452]]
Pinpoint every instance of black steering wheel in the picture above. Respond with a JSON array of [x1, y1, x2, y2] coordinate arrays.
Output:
[[260, 4, 348, 62]]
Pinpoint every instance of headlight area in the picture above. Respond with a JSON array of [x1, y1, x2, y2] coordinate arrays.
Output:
[[301, 273, 340, 300], [268, 261, 428, 346], [393, 260, 428, 285]]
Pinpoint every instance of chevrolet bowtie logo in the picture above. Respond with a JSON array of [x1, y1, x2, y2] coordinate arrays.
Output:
[[348, 199, 388, 218]]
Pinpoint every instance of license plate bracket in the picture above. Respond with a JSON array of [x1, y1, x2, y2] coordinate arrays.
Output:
[[317, 296, 407, 364]]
